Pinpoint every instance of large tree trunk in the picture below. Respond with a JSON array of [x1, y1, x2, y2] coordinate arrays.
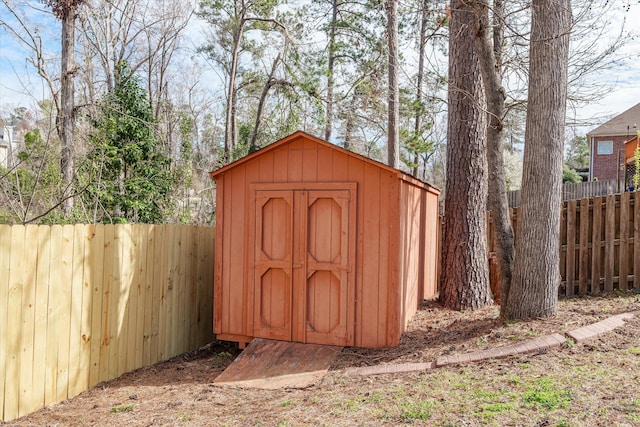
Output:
[[412, 0, 429, 177], [504, 0, 571, 320], [60, 8, 75, 215], [440, 0, 493, 310], [474, 0, 514, 308], [225, 24, 243, 160], [386, 0, 399, 168], [324, 0, 337, 142]]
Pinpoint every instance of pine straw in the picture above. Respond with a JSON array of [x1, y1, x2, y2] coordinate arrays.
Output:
[[331, 291, 640, 369]]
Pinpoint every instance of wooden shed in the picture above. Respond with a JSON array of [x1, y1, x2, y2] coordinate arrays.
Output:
[[210, 131, 440, 348]]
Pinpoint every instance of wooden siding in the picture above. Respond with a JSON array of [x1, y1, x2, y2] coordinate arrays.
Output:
[[0, 224, 214, 423], [213, 133, 440, 348]]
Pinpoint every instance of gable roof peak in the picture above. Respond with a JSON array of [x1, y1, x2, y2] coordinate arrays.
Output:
[[587, 102, 640, 137]]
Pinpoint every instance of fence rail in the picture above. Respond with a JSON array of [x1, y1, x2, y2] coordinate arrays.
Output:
[[489, 192, 640, 296], [0, 224, 215, 422], [506, 179, 618, 208]]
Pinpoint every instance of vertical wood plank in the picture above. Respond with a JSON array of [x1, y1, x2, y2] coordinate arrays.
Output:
[[143, 225, 156, 366], [566, 200, 576, 296], [135, 225, 148, 369], [317, 146, 333, 181], [32, 226, 51, 413], [5, 225, 25, 420], [56, 225, 74, 402], [213, 179, 224, 336], [0, 225, 10, 421], [578, 198, 590, 295], [99, 225, 114, 383], [202, 227, 215, 346], [78, 225, 93, 394], [635, 192, 640, 290], [88, 224, 104, 388], [187, 226, 198, 350], [116, 225, 132, 376], [152, 225, 166, 363], [301, 138, 318, 182], [68, 224, 85, 398], [108, 225, 122, 379], [157, 225, 169, 361], [44, 225, 61, 406], [125, 225, 139, 373], [164, 225, 177, 358], [591, 197, 602, 293], [619, 192, 630, 290], [604, 195, 616, 292], [18, 225, 38, 417]]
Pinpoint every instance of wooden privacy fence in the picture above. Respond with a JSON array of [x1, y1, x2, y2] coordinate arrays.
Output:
[[0, 224, 215, 422], [506, 179, 618, 208], [488, 192, 640, 296]]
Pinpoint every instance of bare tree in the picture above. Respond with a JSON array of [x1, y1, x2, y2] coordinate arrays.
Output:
[[504, 0, 571, 320], [440, 0, 493, 310], [386, 0, 399, 168], [474, 0, 514, 309]]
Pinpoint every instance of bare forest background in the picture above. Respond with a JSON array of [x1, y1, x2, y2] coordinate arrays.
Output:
[[0, 0, 635, 225]]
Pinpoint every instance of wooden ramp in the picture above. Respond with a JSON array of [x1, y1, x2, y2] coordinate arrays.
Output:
[[213, 339, 343, 389]]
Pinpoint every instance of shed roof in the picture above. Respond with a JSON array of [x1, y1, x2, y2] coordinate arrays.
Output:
[[587, 102, 640, 137], [209, 130, 440, 193]]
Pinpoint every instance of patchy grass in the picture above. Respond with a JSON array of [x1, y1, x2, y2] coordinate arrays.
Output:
[[109, 403, 135, 413]]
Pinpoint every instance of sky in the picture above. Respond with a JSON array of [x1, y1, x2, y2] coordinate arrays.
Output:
[[0, 0, 639, 134]]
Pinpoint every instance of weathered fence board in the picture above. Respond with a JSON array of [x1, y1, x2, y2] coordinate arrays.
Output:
[[0, 224, 214, 423], [507, 179, 618, 208], [490, 193, 640, 296]]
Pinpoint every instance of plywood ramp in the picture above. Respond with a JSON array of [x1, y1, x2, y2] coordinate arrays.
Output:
[[213, 339, 342, 389]]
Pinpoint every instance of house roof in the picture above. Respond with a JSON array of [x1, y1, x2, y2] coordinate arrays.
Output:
[[209, 130, 440, 193], [587, 102, 640, 137]]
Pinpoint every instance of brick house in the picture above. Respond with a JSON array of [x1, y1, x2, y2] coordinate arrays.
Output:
[[588, 102, 640, 181]]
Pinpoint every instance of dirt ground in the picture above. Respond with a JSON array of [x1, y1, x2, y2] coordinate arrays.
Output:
[[4, 291, 640, 427]]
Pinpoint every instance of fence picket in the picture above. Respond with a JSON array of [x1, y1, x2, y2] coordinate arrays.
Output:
[[0, 225, 10, 421], [18, 225, 38, 417], [566, 200, 577, 296], [32, 227, 51, 412], [5, 226, 26, 421], [620, 193, 630, 290], [578, 198, 590, 294], [68, 224, 85, 398], [88, 225, 105, 388], [604, 195, 616, 292]]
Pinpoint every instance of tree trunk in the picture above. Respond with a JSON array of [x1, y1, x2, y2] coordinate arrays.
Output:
[[386, 0, 399, 169], [504, 0, 571, 320], [225, 24, 243, 160], [324, 0, 338, 142], [249, 54, 281, 152], [474, 0, 514, 309], [440, 0, 493, 310], [412, 0, 429, 177], [60, 8, 75, 215]]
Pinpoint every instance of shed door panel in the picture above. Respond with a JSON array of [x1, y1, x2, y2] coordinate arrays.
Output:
[[252, 185, 355, 347], [253, 191, 293, 341], [304, 190, 353, 346]]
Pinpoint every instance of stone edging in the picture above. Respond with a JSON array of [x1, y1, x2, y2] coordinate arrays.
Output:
[[343, 312, 637, 377]]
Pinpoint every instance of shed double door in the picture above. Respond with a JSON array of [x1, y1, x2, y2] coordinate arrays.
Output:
[[250, 183, 356, 346]]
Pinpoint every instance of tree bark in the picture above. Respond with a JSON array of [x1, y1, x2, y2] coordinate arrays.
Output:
[[60, 8, 75, 215], [412, 0, 429, 177], [474, 0, 514, 309], [440, 0, 493, 310], [504, 0, 571, 320], [249, 54, 281, 152], [386, 0, 399, 169], [324, 0, 338, 142]]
